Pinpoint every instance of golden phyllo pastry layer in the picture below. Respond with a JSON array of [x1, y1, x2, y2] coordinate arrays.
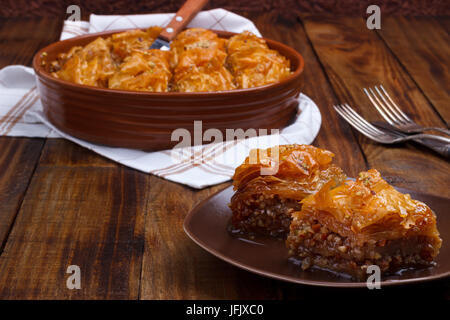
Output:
[[229, 144, 346, 237], [51, 28, 292, 92], [108, 49, 171, 92], [227, 31, 291, 89], [52, 37, 115, 87], [171, 28, 235, 92], [287, 169, 442, 279], [110, 27, 163, 62]]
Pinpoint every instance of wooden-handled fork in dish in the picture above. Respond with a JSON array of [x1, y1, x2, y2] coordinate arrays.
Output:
[[150, 0, 209, 50]]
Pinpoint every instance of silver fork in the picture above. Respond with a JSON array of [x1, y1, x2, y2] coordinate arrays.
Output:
[[334, 104, 450, 158], [363, 85, 450, 136]]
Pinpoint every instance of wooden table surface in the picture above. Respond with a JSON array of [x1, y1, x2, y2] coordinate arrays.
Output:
[[0, 13, 449, 300]]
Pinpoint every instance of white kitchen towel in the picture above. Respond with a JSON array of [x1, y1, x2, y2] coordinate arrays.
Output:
[[0, 9, 322, 189], [61, 8, 261, 39]]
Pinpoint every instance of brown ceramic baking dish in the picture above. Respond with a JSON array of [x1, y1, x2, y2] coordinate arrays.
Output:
[[33, 29, 304, 150]]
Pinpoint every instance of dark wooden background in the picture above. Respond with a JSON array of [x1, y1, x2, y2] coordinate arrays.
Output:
[[0, 4, 449, 299], [1, 0, 449, 19]]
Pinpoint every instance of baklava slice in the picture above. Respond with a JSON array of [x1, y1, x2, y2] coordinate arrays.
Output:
[[229, 145, 346, 238], [287, 169, 442, 280]]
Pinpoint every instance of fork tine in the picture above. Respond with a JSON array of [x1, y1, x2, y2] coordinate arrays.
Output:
[[373, 86, 407, 124], [334, 108, 387, 143], [377, 85, 412, 122], [334, 104, 385, 140], [334, 105, 378, 139], [341, 104, 386, 135], [334, 105, 374, 134], [365, 87, 400, 125], [341, 104, 404, 138], [336, 110, 375, 136]]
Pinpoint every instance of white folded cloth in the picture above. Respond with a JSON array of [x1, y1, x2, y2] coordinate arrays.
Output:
[[61, 8, 262, 40], [0, 9, 322, 189]]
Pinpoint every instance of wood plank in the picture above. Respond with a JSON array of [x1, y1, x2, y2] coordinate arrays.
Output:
[[0, 138, 44, 247], [377, 16, 450, 126], [301, 15, 450, 198], [39, 139, 116, 167], [437, 16, 449, 33], [0, 17, 62, 253], [0, 17, 62, 68], [0, 163, 148, 299], [139, 177, 284, 299]]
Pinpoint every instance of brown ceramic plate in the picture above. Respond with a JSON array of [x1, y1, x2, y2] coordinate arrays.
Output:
[[184, 185, 450, 288], [33, 29, 304, 151]]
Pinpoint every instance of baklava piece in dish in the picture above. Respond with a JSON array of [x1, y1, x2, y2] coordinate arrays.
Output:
[[170, 28, 236, 92], [108, 49, 172, 92], [229, 145, 346, 238], [286, 169, 442, 280], [227, 31, 291, 89], [52, 37, 115, 87], [51, 27, 163, 88], [110, 27, 162, 61]]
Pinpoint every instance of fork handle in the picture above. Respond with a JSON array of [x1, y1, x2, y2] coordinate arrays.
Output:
[[158, 0, 209, 42], [405, 133, 450, 144], [432, 144, 450, 159], [413, 137, 450, 159], [424, 127, 450, 137]]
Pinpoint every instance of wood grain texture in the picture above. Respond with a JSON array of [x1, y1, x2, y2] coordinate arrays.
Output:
[[139, 177, 284, 299], [38, 139, 116, 167], [377, 16, 450, 126], [0, 17, 62, 68], [0, 138, 44, 248], [2, 0, 450, 19], [0, 17, 61, 258], [301, 15, 450, 198], [0, 161, 148, 299]]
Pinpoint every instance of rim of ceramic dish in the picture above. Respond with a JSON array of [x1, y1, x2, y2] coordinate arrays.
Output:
[[33, 28, 304, 97]]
